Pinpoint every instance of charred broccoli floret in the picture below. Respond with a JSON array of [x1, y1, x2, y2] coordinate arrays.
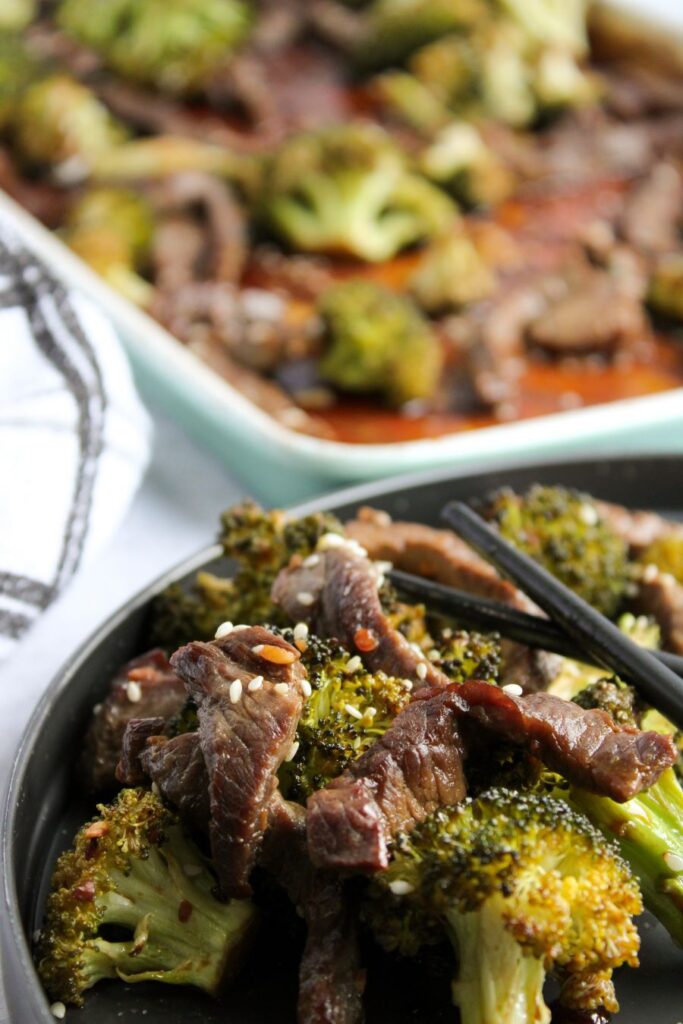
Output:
[[37, 788, 256, 1006], [572, 677, 642, 727], [11, 74, 127, 174], [260, 122, 457, 263], [410, 231, 495, 314], [150, 504, 344, 649], [353, 0, 486, 70], [419, 122, 515, 208], [481, 485, 631, 617], [63, 188, 154, 305], [365, 788, 641, 1022], [281, 632, 411, 801], [428, 626, 501, 684], [317, 279, 443, 406], [58, 0, 252, 95], [638, 533, 683, 585]]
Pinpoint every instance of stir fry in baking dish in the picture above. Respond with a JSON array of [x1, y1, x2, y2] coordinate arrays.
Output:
[[36, 487, 683, 1022], [2, 2, 683, 443]]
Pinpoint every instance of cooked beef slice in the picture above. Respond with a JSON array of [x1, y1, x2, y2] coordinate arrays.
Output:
[[346, 508, 561, 692], [454, 680, 676, 801], [171, 626, 307, 897], [595, 500, 683, 555], [262, 796, 365, 1024], [80, 649, 185, 792], [306, 688, 467, 872], [527, 270, 647, 354], [140, 731, 211, 837], [619, 162, 683, 253], [116, 717, 166, 785], [272, 544, 449, 689], [631, 574, 683, 654]]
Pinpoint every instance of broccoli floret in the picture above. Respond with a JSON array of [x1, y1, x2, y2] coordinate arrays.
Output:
[[648, 254, 683, 322], [260, 122, 457, 263], [418, 122, 515, 208], [11, 74, 127, 173], [280, 632, 411, 801], [410, 231, 495, 314], [150, 503, 343, 649], [0, 35, 40, 131], [365, 788, 641, 1022], [573, 677, 642, 727], [63, 188, 154, 305], [317, 279, 443, 406], [354, 0, 487, 70], [0, 0, 36, 30], [481, 485, 631, 618], [429, 626, 501, 684], [371, 71, 453, 135], [499, 0, 589, 57], [36, 788, 257, 1006], [58, 0, 252, 95], [638, 534, 683, 585]]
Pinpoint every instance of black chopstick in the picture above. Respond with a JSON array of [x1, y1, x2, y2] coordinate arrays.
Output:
[[442, 501, 683, 729], [388, 568, 683, 679]]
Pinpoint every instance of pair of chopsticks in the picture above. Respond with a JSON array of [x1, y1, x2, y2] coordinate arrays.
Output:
[[390, 502, 683, 729]]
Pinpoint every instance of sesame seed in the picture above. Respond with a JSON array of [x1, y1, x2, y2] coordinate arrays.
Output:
[[274, 683, 289, 695], [365, 707, 377, 719], [388, 880, 415, 896], [248, 676, 264, 692], [253, 644, 265, 654], [579, 503, 599, 526], [502, 683, 523, 697], [126, 681, 142, 703], [232, 624, 250, 632], [151, 782, 160, 796], [317, 532, 346, 551], [93, 703, 103, 714], [293, 622, 309, 641], [620, 613, 636, 630], [416, 663, 427, 681], [344, 703, 363, 720], [663, 572, 676, 586], [427, 649, 440, 662], [303, 553, 320, 568], [347, 540, 368, 558], [410, 643, 423, 656], [229, 679, 243, 704], [345, 655, 362, 674], [442, 628, 453, 640], [301, 680, 312, 699], [184, 863, 202, 877], [402, 679, 413, 691], [375, 560, 393, 575], [643, 563, 660, 582], [297, 591, 315, 606], [285, 740, 300, 762], [51, 1003, 66, 1020], [664, 851, 683, 872], [215, 621, 234, 639]]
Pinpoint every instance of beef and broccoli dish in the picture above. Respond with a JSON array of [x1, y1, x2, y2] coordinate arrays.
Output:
[[36, 486, 683, 1022], [2, 1, 683, 443]]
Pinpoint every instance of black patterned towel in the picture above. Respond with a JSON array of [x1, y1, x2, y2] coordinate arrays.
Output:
[[0, 213, 151, 660]]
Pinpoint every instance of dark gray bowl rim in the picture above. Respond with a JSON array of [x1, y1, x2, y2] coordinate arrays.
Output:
[[3, 450, 682, 1020]]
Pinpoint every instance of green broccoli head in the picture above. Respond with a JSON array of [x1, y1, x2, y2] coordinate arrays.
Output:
[[280, 631, 411, 801], [481, 485, 632, 618], [354, 0, 487, 70], [572, 676, 643, 728], [64, 187, 155, 305], [418, 122, 515, 208], [410, 231, 496, 314], [57, 0, 252, 95], [37, 788, 257, 1006], [638, 533, 683, 585], [150, 503, 344, 650], [12, 74, 127, 172], [260, 122, 457, 263], [317, 279, 443, 406], [366, 788, 642, 1023]]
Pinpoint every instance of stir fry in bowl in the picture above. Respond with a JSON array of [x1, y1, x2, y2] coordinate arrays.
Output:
[[35, 487, 683, 1022], [1, 1, 683, 443]]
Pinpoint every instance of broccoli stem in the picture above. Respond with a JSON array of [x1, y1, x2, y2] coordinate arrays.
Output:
[[571, 768, 683, 947], [92, 824, 256, 993], [446, 901, 551, 1024]]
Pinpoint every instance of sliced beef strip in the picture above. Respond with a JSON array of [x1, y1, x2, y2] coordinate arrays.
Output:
[[171, 626, 306, 898], [345, 508, 561, 692], [631, 574, 683, 655], [454, 680, 676, 802], [619, 162, 683, 254], [140, 731, 211, 838], [116, 717, 166, 786], [306, 688, 467, 872], [80, 649, 185, 792], [261, 796, 365, 1024], [595, 500, 683, 555], [272, 545, 449, 689]]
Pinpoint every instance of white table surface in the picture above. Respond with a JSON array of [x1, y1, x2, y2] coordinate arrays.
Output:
[[0, 410, 247, 1023]]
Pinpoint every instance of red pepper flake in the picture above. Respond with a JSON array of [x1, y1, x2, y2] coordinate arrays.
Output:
[[72, 879, 96, 903], [84, 821, 109, 839], [178, 900, 193, 923], [354, 628, 378, 653], [295, 638, 308, 654], [253, 643, 299, 665]]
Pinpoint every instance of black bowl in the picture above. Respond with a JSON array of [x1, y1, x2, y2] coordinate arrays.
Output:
[[3, 455, 682, 1023]]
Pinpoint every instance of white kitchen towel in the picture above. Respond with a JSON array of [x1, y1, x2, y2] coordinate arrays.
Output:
[[0, 212, 151, 661]]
